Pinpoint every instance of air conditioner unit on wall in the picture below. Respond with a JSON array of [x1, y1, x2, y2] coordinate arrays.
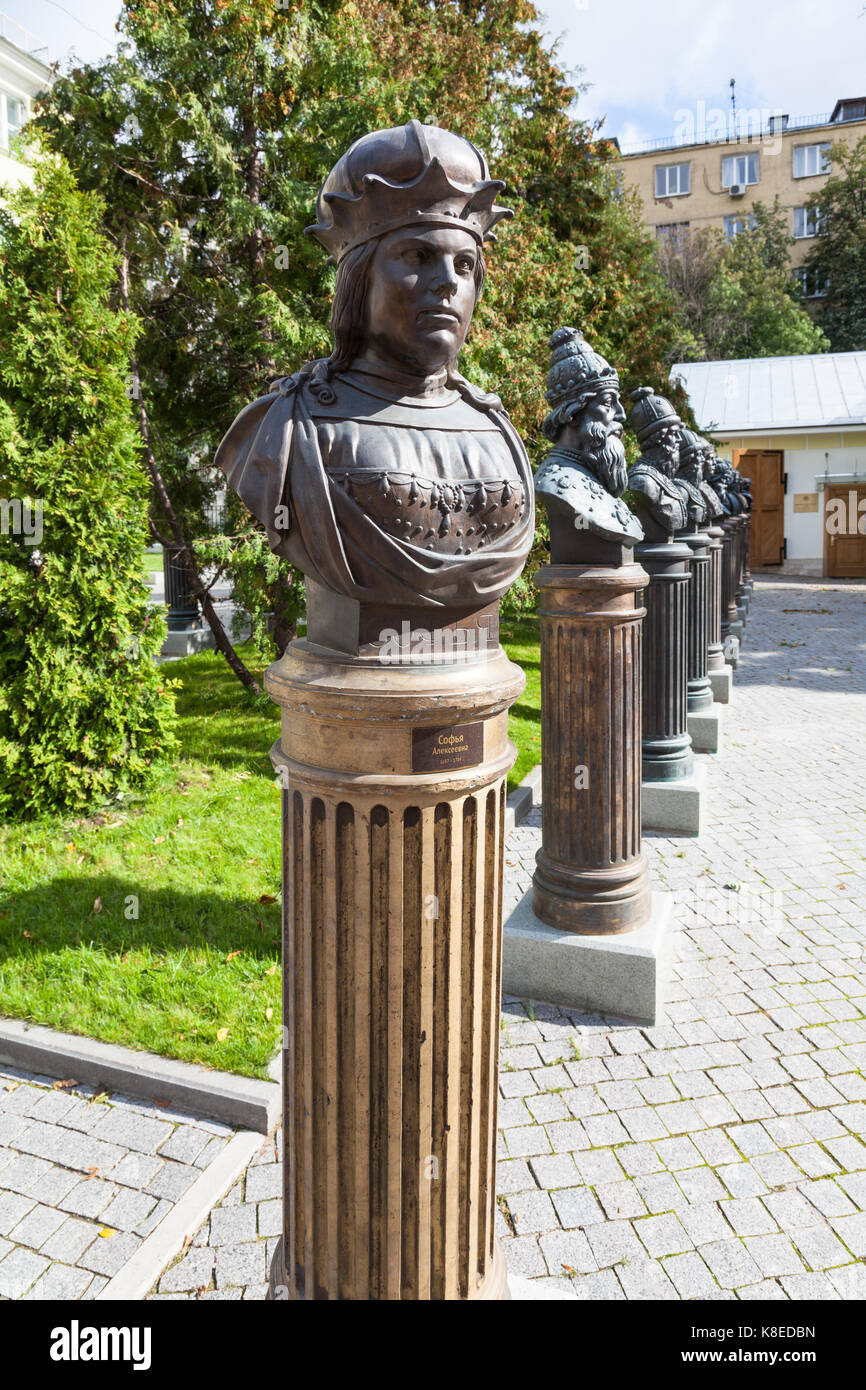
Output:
[[728, 183, 746, 197]]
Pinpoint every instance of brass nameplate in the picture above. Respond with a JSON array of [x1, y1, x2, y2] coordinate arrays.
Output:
[[794, 492, 819, 512], [412, 722, 484, 773]]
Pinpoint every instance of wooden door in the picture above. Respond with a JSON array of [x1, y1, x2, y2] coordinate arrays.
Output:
[[734, 450, 784, 566], [824, 484, 866, 577]]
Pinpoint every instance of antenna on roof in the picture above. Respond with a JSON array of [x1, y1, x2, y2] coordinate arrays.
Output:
[[729, 78, 737, 138]]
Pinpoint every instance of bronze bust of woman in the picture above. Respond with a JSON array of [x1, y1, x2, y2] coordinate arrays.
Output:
[[215, 121, 533, 636]]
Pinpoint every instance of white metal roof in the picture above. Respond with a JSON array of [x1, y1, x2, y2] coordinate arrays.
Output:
[[669, 352, 866, 435]]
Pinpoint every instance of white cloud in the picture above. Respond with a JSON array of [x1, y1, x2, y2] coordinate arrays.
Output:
[[540, 0, 866, 143]]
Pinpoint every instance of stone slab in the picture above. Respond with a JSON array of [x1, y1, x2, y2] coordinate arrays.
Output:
[[723, 634, 740, 668], [0, 1020, 280, 1135], [642, 761, 707, 836], [708, 664, 733, 704], [729, 619, 744, 641], [687, 705, 723, 754], [501, 889, 674, 1025], [161, 627, 215, 657], [504, 763, 543, 835]]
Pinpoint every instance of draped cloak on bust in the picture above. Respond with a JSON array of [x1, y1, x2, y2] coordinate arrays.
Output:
[[214, 359, 535, 611]]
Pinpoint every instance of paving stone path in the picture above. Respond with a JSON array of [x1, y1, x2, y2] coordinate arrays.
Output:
[[0, 1071, 235, 1299], [5, 576, 866, 1300]]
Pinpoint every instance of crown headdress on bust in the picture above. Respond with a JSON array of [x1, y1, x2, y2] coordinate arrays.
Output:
[[306, 120, 513, 264], [677, 426, 703, 462], [544, 327, 619, 407], [630, 385, 681, 446]]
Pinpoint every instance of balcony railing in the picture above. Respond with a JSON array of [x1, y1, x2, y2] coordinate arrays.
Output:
[[0, 11, 49, 62], [619, 111, 837, 157]]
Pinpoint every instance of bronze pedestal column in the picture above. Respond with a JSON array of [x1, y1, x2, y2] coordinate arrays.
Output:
[[705, 524, 726, 673], [681, 526, 714, 713], [635, 536, 694, 781], [532, 560, 652, 934], [267, 611, 520, 1300]]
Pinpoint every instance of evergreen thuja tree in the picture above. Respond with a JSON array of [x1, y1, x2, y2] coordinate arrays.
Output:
[[0, 152, 178, 818]]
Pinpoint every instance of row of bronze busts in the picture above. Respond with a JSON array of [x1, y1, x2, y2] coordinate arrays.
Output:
[[535, 327, 752, 565]]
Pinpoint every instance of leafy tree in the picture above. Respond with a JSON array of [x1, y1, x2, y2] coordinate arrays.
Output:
[[804, 136, 866, 350], [37, 0, 685, 643], [0, 152, 178, 818], [658, 199, 827, 362]]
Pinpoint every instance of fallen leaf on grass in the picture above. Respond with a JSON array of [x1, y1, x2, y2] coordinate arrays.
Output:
[[153, 835, 166, 845], [52, 1078, 77, 1090], [92, 897, 102, 914], [216, 1028, 229, 1042], [258, 893, 277, 905], [22, 930, 33, 939], [225, 950, 241, 962], [265, 1008, 273, 1021], [265, 963, 278, 976]]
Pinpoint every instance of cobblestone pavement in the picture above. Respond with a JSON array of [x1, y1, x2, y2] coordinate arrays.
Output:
[[0, 1069, 235, 1299], [14, 576, 866, 1301]]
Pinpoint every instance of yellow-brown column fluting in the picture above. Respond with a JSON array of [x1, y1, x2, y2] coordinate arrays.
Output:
[[532, 562, 652, 935], [264, 638, 523, 1300]]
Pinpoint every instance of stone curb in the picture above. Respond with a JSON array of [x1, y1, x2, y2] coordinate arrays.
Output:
[[504, 763, 542, 834], [0, 1018, 280, 1135], [97, 1129, 263, 1301]]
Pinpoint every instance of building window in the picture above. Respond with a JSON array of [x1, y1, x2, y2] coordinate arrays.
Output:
[[832, 99, 866, 123], [654, 162, 690, 198], [793, 143, 831, 178], [655, 221, 690, 243], [794, 266, 829, 298], [0, 91, 26, 151], [793, 206, 823, 239], [723, 214, 756, 240], [722, 153, 759, 188]]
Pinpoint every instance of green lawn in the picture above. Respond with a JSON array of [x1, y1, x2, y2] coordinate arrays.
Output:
[[0, 622, 541, 1078], [143, 550, 164, 575]]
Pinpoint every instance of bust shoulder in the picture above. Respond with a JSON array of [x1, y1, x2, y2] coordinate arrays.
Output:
[[536, 451, 642, 547]]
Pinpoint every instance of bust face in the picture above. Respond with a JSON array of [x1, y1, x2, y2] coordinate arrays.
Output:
[[559, 387, 628, 495], [678, 448, 702, 488], [644, 421, 681, 477], [363, 225, 479, 377]]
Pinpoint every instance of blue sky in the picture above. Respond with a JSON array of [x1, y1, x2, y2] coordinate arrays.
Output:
[[3, 0, 863, 151]]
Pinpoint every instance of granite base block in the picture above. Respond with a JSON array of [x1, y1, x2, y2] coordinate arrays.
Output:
[[708, 665, 733, 704], [687, 704, 723, 754], [642, 760, 707, 836], [501, 889, 675, 1025], [161, 626, 215, 657], [723, 635, 740, 668]]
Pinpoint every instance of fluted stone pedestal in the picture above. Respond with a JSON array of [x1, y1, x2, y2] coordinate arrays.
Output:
[[264, 612, 521, 1301], [681, 527, 713, 715], [160, 545, 214, 656], [532, 562, 652, 936], [635, 536, 703, 834], [705, 524, 732, 705], [682, 526, 723, 753], [720, 520, 738, 641], [502, 556, 673, 1024]]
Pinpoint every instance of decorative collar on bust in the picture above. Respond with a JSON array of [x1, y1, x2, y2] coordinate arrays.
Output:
[[349, 354, 450, 398]]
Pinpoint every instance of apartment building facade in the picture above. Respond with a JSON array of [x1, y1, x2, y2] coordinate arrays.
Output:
[[618, 98, 866, 301], [0, 12, 52, 190]]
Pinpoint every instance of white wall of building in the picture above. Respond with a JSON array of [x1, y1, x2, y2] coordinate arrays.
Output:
[[0, 29, 52, 190], [714, 430, 866, 570]]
